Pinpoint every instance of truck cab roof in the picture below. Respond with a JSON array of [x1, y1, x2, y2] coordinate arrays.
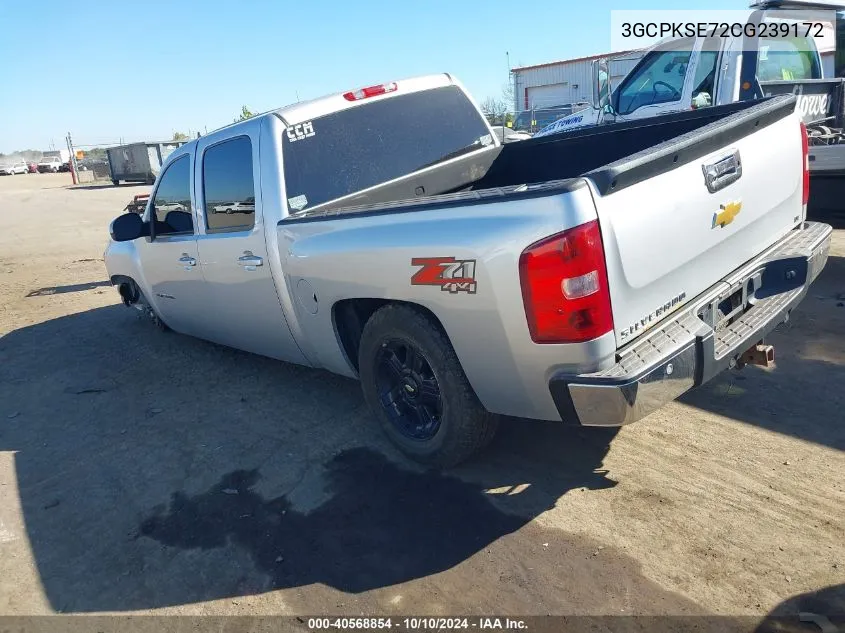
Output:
[[182, 73, 460, 151]]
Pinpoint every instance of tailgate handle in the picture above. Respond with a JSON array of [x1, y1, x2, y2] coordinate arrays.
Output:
[[702, 149, 742, 193]]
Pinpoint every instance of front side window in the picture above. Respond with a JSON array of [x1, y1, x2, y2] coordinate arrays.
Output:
[[203, 136, 256, 232], [151, 155, 193, 236], [616, 39, 693, 115]]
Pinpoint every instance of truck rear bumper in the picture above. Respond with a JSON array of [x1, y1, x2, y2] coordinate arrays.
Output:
[[548, 221, 832, 427]]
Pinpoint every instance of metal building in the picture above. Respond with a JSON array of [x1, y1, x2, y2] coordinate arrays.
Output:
[[511, 51, 642, 113]]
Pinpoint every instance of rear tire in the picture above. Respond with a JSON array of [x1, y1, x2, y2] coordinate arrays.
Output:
[[358, 304, 497, 467], [112, 179, 120, 186]]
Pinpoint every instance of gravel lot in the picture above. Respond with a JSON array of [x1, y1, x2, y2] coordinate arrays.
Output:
[[0, 173, 843, 620]]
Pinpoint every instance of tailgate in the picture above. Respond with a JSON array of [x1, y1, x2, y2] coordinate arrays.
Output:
[[587, 98, 804, 348]]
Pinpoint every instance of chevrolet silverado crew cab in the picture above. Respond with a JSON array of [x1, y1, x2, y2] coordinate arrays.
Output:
[[105, 74, 832, 466]]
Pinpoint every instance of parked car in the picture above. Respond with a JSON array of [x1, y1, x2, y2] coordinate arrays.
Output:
[[211, 200, 256, 214], [513, 103, 589, 133], [104, 74, 831, 467], [123, 194, 151, 214], [0, 161, 28, 175], [37, 156, 64, 173], [489, 125, 532, 143]]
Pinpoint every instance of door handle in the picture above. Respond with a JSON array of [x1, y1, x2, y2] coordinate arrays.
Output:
[[178, 254, 196, 267], [238, 254, 263, 268]]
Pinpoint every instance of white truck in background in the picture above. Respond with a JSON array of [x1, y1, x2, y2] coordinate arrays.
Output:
[[536, 0, 843, 138], [41, 149, 70, 163], [37, 155, 67, 173], [535, 0, 845, 219]]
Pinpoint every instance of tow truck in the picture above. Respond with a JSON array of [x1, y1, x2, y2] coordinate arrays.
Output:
[[534, 0, 845, 216]]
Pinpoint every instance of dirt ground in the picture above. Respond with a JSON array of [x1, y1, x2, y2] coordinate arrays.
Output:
[[0, 172, 843, 621]]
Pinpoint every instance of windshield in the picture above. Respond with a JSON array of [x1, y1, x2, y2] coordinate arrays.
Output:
[[615, 38, 694, 115], [281, 85, 491, 212]]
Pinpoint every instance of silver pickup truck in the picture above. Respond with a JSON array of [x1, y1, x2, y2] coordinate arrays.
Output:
[[105, 74, 832, 466]]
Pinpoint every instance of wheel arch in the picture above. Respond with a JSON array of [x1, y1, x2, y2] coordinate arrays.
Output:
[[110, 274, 140, 305], [332, 298, 452, 374]]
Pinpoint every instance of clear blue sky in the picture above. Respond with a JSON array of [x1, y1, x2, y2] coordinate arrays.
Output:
[[0, 0, 743, 153]]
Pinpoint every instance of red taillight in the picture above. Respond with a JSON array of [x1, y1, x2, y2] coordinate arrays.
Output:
[[800, 121, 810, 206], [343, 82, 398, 101], [519, 220, 613, 343]]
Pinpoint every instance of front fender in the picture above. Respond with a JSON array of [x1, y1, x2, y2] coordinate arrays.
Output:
[[104, 239, 149, 298]]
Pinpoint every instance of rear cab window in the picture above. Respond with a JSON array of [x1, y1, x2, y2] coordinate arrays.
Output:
[[281, 85, 492, 214]]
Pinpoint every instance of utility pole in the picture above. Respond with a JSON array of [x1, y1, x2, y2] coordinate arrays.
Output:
[[506, 51, 512, 130], [66, 133, 78, 185]]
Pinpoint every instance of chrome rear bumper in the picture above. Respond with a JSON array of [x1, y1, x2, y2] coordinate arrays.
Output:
[[548, 221, 832, 426]]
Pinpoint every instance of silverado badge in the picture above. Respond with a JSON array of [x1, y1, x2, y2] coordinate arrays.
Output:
[[713, 201, 742, 228]]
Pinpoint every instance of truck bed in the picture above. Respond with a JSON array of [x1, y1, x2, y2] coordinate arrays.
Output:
[[283, 96, 796, 223], [278, 93, 808, 422]]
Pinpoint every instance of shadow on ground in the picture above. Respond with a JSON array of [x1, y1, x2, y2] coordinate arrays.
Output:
[[680, 255, 845, 452], [755, 583, 845, 632], [807, 182, 845, 230], [26, 280, 110, 297], [0, 303, 705, 614]]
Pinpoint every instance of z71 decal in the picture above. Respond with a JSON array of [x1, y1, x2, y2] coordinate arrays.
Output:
[[411, 257, 477, 294]]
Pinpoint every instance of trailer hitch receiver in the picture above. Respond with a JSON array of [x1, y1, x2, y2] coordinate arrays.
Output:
[[737, 343, 775, 369]]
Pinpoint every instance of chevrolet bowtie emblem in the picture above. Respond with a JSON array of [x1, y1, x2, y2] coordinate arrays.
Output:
[[713, 201, 742, 228]]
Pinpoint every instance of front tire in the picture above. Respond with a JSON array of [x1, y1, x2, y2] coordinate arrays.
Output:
[[358, 304, 497, 467]]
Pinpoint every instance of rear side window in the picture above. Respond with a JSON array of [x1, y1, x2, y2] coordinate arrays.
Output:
[[757, 36, 821, 81], [151, 155, 193, 236], [690, 37, 722, 108], [203, 136, 256, 232], [281, 85, 491, 212]]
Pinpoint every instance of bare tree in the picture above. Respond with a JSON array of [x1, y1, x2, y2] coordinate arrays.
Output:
[[480, 96, 508, 125], [502, 81, 515, 111]]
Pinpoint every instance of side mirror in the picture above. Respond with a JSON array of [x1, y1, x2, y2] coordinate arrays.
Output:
[[591, 58, 611, 111], [110, 212, 148, 242]]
